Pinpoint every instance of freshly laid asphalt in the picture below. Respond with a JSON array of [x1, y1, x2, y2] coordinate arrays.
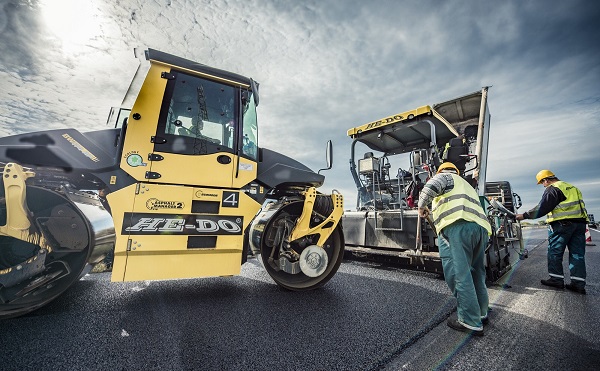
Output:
[[384, 227, 600, 370], [1, 227, 598, 370]]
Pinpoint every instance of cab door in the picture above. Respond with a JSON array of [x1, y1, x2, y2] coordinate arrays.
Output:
[[148, 70, 239, 188]]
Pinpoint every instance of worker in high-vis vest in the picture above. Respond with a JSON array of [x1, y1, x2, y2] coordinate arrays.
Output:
[[516, 169, 588, 295], [418, 162, 492, 336]]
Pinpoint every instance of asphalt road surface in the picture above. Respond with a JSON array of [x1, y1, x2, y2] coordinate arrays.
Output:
[[1, 227, 599, 370]]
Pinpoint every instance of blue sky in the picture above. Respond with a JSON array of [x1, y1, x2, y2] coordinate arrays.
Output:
[[0, 0, 599, 218]]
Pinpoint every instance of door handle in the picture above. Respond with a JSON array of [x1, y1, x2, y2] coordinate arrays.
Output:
[[217, 155, 232, 164]]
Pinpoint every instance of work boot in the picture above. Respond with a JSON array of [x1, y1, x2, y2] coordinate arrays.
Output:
[[565, 283, 586, 295], [447, 315, 484, 336], [481, 307, 491, 325], [541, 279, 564, 289]]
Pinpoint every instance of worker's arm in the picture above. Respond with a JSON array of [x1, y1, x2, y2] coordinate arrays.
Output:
[[516, 186, 565, 220], [417, 173, 454, 217]]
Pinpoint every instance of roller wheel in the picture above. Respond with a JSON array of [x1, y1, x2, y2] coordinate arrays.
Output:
[[260, 207, 344, 291], [0, 187, 91, 319]]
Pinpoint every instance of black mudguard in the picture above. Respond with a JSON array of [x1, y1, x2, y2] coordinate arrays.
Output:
[[0, 128, 122, 172]]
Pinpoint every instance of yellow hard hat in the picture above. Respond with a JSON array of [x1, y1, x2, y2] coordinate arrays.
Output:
[[437, 162, 459, 175], [536, 169, 555, 184]]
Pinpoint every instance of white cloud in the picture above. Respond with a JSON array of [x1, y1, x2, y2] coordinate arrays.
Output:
[[1, 0, 599, 215]]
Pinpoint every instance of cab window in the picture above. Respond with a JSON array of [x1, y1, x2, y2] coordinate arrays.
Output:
[[241, 90, 258, 160], [156, 71, 237, 155]]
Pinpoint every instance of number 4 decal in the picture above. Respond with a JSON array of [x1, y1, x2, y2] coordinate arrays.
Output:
[[222, 191, 239, 208]]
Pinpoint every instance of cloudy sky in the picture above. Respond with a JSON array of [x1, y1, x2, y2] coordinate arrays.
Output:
[[1, 0, 599, 218]]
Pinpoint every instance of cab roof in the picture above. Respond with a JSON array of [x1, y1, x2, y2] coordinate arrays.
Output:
[[146, 49, 254, 88], [347, 89, 486, 155]]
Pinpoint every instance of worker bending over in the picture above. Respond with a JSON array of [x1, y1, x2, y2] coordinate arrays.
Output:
[[418, 162, 492, 336]]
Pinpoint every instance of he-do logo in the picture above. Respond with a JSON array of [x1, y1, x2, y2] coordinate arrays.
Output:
[[122, 212, 243, 235]]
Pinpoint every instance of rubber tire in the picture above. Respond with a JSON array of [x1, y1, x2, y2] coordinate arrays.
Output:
[[261, 225, 344, 291]]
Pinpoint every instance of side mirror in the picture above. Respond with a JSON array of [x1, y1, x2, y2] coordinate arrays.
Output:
[[318, 140, 333, 174], [250, 79, 260, 107]]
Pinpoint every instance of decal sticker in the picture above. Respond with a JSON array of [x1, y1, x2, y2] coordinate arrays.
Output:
[[239, 163, 253, 171], [62, 133, 99, 162], [122, 213, 243, 235], [146, 198, 185, 210], [222, 191, 239, 208], [364, 115, 404, 130], [126, 154, 147, 167], [195, 189, 219, 198]]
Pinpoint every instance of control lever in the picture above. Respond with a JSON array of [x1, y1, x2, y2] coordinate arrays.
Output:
[[490, 199, 515, 218]]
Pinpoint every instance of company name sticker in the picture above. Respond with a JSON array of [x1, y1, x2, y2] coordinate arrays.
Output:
[[122, 213, 243, 235], [146, 198, 184, 210]]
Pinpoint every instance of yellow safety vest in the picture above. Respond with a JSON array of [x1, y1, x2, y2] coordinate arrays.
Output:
[[546, 181, 587, 223], [432, 174, 492, 235]]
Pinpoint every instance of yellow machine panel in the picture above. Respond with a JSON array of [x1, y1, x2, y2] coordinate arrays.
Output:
[[232, 156, 260, 189], [119, 63, 170, 182], [150, 153, 237, 188], [108, 182, 260, 282]]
